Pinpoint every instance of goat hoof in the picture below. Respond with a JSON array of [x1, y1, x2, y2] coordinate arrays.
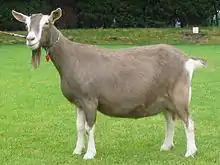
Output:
[[160, 144, 174, 151], [83, 151, 96, 160], [185, 148, 197, 158], [73, 147, 84, 155]]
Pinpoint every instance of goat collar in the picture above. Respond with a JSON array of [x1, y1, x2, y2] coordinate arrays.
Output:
[[44, 32, 60, 62], [48, 32, 60, 50]]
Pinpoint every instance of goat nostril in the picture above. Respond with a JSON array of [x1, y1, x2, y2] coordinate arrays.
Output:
[[28, 37, 35, 41], [26, 36, 35, 41], [30, 37, 35, 41]]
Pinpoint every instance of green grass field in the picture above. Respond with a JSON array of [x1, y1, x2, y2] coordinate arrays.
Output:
[[0, 44, 220, 165]]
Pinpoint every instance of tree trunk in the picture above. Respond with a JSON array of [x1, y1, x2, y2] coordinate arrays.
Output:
[[213, 1, 219, 26]]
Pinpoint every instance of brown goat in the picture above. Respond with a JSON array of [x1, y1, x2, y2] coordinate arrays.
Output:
[[12, 8, 206, 160]]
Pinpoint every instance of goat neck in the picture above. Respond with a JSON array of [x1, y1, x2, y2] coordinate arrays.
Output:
[[43, 26, 71, 75], [43, 25, 61, 53]]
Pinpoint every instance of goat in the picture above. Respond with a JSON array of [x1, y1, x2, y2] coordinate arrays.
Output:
[[12, 8, 207, 160]]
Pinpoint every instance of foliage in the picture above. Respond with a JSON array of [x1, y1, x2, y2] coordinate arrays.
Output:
[[0, 0, 220, 30], [0, 0, 51, 31]]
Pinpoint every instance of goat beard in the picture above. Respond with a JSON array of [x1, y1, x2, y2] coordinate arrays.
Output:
[[31, 47, 41, 68]]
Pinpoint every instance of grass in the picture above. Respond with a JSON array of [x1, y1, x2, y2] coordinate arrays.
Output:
[[1, 27, 220, 45], [0, 44, 220, 165]]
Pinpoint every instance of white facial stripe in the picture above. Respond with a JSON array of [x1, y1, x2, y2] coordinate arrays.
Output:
[[30, 15, 50, 42], [40, 15, 50, 26], [26, 15, 50, 50], [38, 15, 50, 38], [25, 16, 31, 31]]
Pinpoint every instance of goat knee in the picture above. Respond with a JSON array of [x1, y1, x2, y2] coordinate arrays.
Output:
[[77, 122, 85, 132], [186, 119, 195, 132], [76, 108, 85, 131]]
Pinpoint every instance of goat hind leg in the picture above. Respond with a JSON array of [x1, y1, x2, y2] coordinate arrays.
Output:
[[183, 86, 197, 157], [174, 105, 197, 157], [184, 117, 197, 157], [160, 111, 175, 151], [170, 75, 197, 157]]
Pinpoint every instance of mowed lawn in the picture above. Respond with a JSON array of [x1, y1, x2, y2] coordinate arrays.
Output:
[[0, 44, 219, 165]]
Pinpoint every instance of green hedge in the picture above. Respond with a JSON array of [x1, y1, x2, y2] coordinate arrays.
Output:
[[0, 0, 219, 30], [0, 0, 51, 31], [1, 27, 220, 45]]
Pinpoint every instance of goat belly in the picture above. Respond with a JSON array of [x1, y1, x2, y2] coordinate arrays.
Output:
[[97, 100, 165, 118]]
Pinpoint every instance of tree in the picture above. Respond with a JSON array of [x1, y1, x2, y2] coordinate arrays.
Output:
[[49, 0, 77, 28], [0, 0, 218, 30]]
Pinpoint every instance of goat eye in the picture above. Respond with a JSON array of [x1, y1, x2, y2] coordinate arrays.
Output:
[[45, 22, 49, 26]]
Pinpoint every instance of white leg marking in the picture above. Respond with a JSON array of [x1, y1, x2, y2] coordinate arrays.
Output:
[[188, 86, 192, 106], [184, 118, 197, 157], [26, 17, 31, 31], [185, 60, 197, 157], [161, 112, 175, 151], [85, 122, 90, 134], [83, 124, 96, 160], [73, 108, 85, 155]]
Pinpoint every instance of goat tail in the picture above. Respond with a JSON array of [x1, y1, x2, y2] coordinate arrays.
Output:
[[189, 57, 207, 69]]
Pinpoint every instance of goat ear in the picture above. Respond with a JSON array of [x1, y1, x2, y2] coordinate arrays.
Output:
[[49, 8, 62, 24], [12, 10, 28, 23]]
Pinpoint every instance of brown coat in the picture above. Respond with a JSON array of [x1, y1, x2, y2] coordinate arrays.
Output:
[[45, 26, 203, 126]]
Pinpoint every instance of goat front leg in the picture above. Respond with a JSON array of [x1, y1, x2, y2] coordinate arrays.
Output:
[[73, 107, 86, 155], [83, 122, 96, 160], [160, 111, 175, 151], [82, 99, 98, 160]]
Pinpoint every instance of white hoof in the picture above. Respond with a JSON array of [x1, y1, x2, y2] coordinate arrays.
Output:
[[73, 147, 84, 155], [185, 147, 197, 157], [83, 151, 96, 160], [160, 144, 174, 151]]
